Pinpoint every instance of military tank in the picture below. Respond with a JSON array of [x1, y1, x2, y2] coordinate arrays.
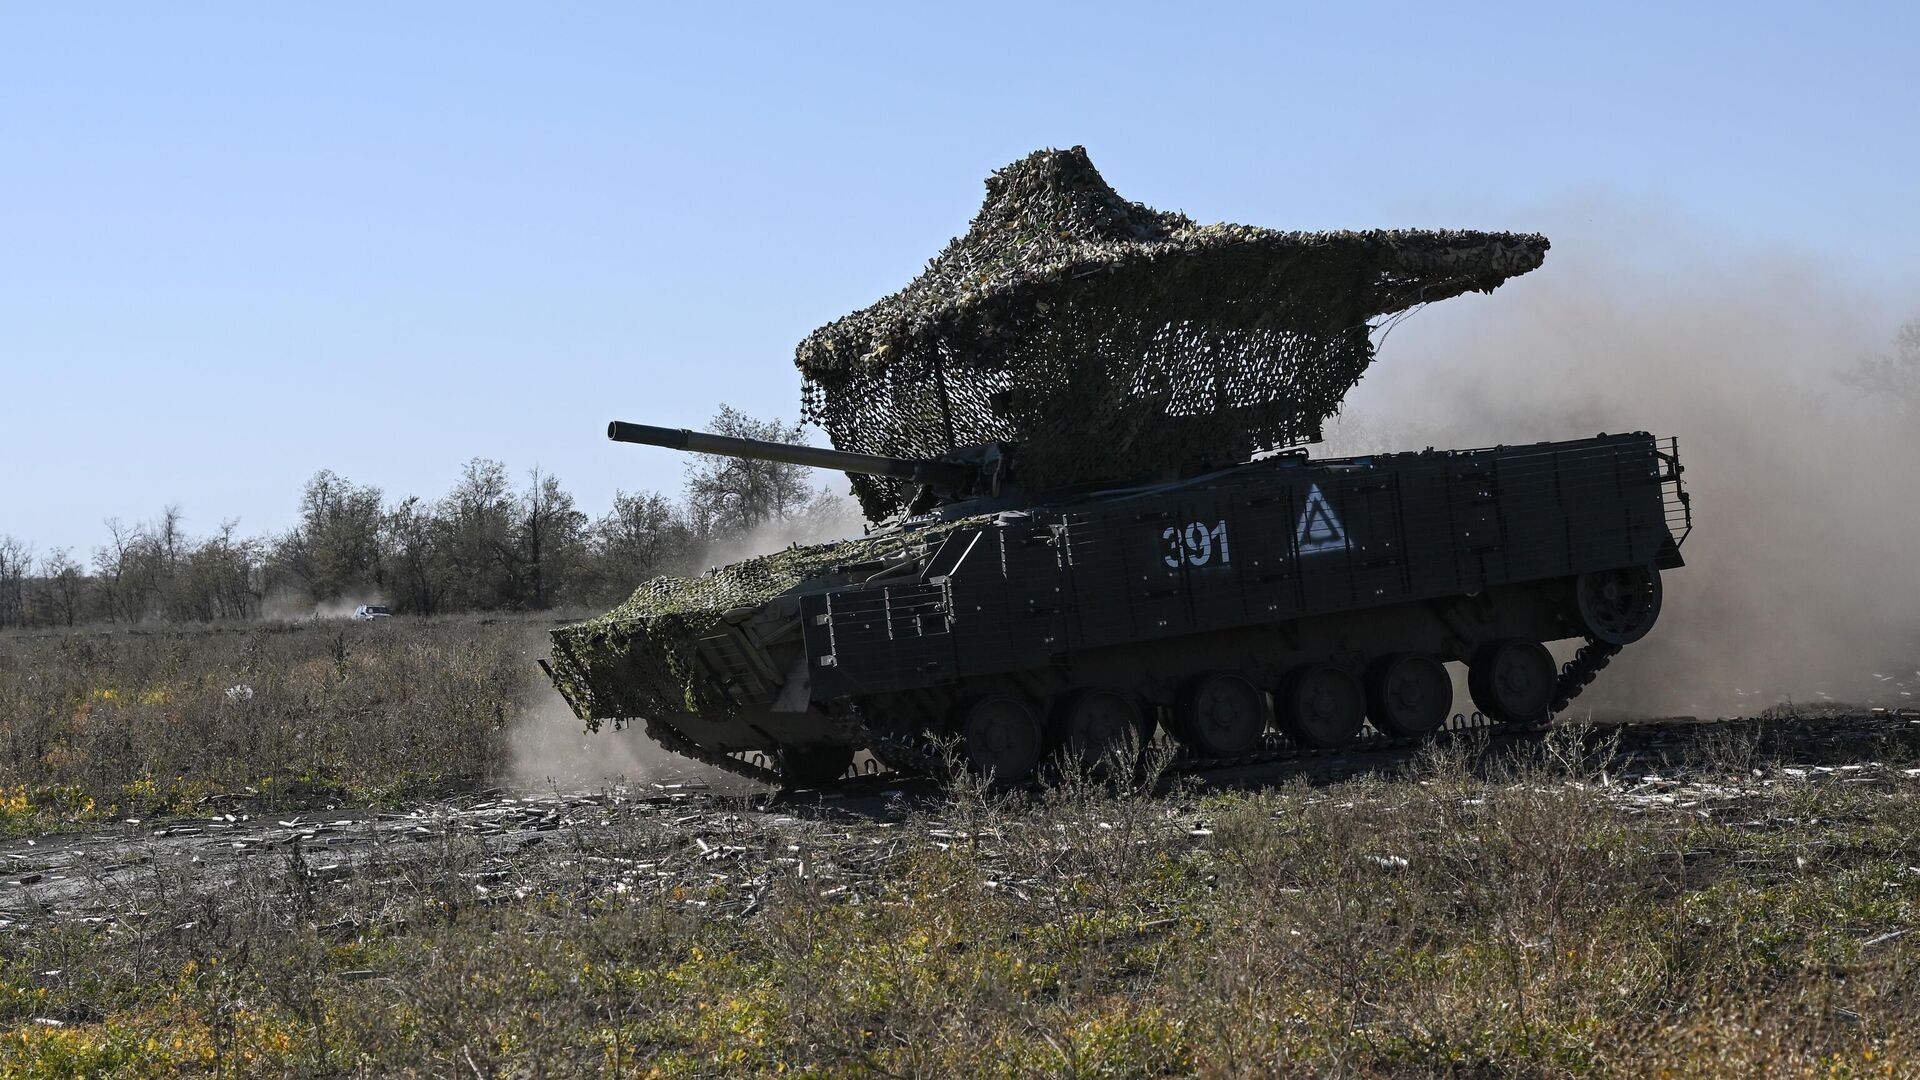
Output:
[[542, 147, 1693, 786]]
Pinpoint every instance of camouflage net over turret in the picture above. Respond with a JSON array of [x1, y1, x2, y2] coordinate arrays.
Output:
[[797, 146, 1549, 520]]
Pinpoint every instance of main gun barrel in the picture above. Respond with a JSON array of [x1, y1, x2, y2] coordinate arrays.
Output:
[[607, 421, 974, 488]]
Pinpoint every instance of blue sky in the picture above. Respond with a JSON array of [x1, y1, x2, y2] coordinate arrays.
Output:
[[3, 2, 1916, 555]]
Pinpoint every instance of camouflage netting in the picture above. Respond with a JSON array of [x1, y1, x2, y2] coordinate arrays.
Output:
[[547, 519, 979, 730], [796, 146, 1550, 520]]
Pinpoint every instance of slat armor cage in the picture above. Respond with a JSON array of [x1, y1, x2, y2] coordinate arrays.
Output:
[[796, 146, 1551, 521]]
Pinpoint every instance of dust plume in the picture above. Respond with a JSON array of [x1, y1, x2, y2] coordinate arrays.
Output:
[[1325, 208, 1920, 717], [507, 685, 755, 794], [508, 495, 863, 793], [692, 490, 867, 571], [258, 589, 389, 621]]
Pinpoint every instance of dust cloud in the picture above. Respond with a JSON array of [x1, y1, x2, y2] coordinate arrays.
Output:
[[507, 496, 864, 793], [507, 685, 754, 794], [258, 589, 390, 621], [1324, 210, 1920, 717], [691, 492, 867, 572]]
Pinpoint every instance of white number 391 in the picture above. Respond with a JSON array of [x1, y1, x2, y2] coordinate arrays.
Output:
[[1162, 520, 1231, 568]]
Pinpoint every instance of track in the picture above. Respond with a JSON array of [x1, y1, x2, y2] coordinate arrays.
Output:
[[653, 634, 1628, 791]]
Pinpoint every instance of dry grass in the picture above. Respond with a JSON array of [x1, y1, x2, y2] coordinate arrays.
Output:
[[0, 736, 1915, 1075], [0, 617, 550, 827], [1, 621, 1917, 1076]]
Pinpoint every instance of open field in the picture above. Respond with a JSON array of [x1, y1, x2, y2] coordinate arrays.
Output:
[[2, 620, 1918, 1076], [0, 617, 563, 828]]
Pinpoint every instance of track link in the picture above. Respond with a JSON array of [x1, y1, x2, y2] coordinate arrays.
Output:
[[644, 717, 786, 787], [1551, 638, 1620, 715]]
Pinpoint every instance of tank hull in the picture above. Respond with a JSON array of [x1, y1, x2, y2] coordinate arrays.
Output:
[[548, 432, 1689, 783]]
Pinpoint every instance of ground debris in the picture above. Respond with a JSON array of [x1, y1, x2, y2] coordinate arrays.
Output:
[[0, 710, 1911, 939]]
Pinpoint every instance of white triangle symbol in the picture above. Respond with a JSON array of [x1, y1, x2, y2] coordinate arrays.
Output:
[[1295, 483, 1351, 555]]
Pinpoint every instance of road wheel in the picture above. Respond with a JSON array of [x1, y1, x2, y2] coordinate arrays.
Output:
[[1281, 664, 1366, 748], [1365, 654, 1453, 738], [1171, 673, 1268, 758], [1054, 688, 1147, 770], [1469, 641, 1557, 724], [959, 695, 1044, 785]]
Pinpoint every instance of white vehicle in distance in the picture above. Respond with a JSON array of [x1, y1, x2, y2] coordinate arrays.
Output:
[[353, 605, 394, 621]]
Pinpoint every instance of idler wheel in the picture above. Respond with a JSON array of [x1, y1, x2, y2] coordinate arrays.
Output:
[[1575, 565, 1663, 646], [959, 695, 1044, 784], [1469, 641, 1557, 724], [1281, 664, 1366, 748], [1172, 673, 1268, 757], [777, 744, 854, 788], [1365, 654, 1453, 738]]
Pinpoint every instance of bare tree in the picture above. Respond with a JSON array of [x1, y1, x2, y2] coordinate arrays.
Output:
[[37, 547, 84, 627], [277, 471, 384, 602], [436, 458, 516, 610], [582, 489, 695, 603], [682, 405, 814, 537], [516, 466, 588, 610], [93, 518, 144, 623], [183, 520, 263, 620], [155, 504, 186, 568], [1841, 318, 1920, 416], [381, 496, 442, 615], [0, 535, 30, 629]]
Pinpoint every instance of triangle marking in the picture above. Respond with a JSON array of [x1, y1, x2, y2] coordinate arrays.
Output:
[[1295, 483, 1351, 555]]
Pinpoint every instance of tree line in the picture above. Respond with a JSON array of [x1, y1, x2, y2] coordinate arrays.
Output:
[[0, 407, 843, 629]]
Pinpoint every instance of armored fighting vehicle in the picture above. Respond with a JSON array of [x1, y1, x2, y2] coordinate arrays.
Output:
[[543, 148, 1692, 786]]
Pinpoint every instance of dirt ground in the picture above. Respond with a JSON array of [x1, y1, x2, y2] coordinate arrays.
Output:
[[6, 711, 1912, 938]]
